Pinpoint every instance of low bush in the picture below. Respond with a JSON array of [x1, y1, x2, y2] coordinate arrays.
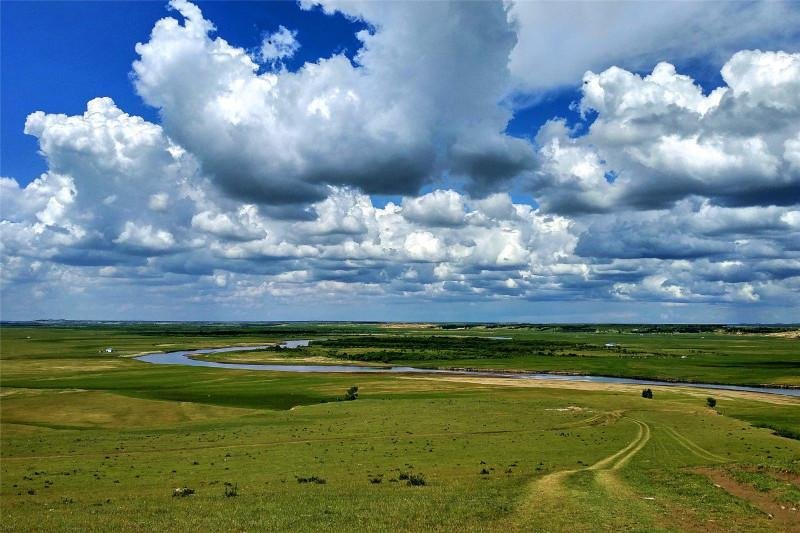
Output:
[[297, 476, 326, 484], [406, 473, 426, 486], [344, 386, 359, 401], [223, 482, 238, 497]]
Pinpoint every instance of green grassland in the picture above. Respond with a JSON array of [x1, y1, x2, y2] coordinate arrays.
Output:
[[1, 323, 799, 531]]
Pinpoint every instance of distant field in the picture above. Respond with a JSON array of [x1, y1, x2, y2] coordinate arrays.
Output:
[[192, 324, 800, 388], [1, 323, 799, 531]]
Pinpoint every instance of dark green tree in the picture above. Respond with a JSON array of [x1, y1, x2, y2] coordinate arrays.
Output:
[[345, 386, 359, 401]]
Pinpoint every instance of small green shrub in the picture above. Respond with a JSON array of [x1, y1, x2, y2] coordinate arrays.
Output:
[[641, 388, 653, 399], [706, 397, 717, 408], [344, 386, 359, 401], [406, 473, 426, 486], [223, 482, 238, 497], [297, 476, 326, 484]]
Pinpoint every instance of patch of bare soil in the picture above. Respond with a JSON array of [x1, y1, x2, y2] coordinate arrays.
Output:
[[764, 330, 800, 339], [544, 405, 588, 412], [735, 465, 800, 487], [697, 467, 800, 531]]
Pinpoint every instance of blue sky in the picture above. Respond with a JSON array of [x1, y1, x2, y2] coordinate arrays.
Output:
[[2, 1, 799, 322]]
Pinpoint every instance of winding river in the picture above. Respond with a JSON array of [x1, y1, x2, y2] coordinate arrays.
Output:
[[135, 343, 800, 397]]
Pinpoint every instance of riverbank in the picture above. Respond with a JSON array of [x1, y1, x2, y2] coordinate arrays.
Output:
[[137, 345, 800, 398]]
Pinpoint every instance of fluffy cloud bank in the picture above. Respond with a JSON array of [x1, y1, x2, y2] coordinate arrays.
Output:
[[533, 50, 800, 214], [507, 1, 800, 90], [1, 95, 579, 309], [1, 0, 798, 320], [132, 0, 531, 206]]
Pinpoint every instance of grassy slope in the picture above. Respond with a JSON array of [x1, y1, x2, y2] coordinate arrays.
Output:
[[2, 324, 799, 531]]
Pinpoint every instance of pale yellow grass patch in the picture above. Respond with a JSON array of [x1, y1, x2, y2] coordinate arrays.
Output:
[[0, 390, 258, 429], [408, 375, 800, 405]]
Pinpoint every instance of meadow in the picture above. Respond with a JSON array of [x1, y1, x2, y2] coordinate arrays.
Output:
[[1, 322, 798, 531]]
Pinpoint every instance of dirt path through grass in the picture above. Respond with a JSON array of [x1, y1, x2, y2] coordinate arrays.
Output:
[[588, 417, 650, 471], [697, 467, 800, 531], [513, 416, 652, 529]]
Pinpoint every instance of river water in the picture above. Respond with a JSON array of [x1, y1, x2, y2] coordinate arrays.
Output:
[[135, 343, 799, 397]]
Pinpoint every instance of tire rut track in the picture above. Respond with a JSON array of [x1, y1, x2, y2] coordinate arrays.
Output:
[[660, 426, 727, 463], [587, 417, 650, 471], [514, 416, 651, 528]]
